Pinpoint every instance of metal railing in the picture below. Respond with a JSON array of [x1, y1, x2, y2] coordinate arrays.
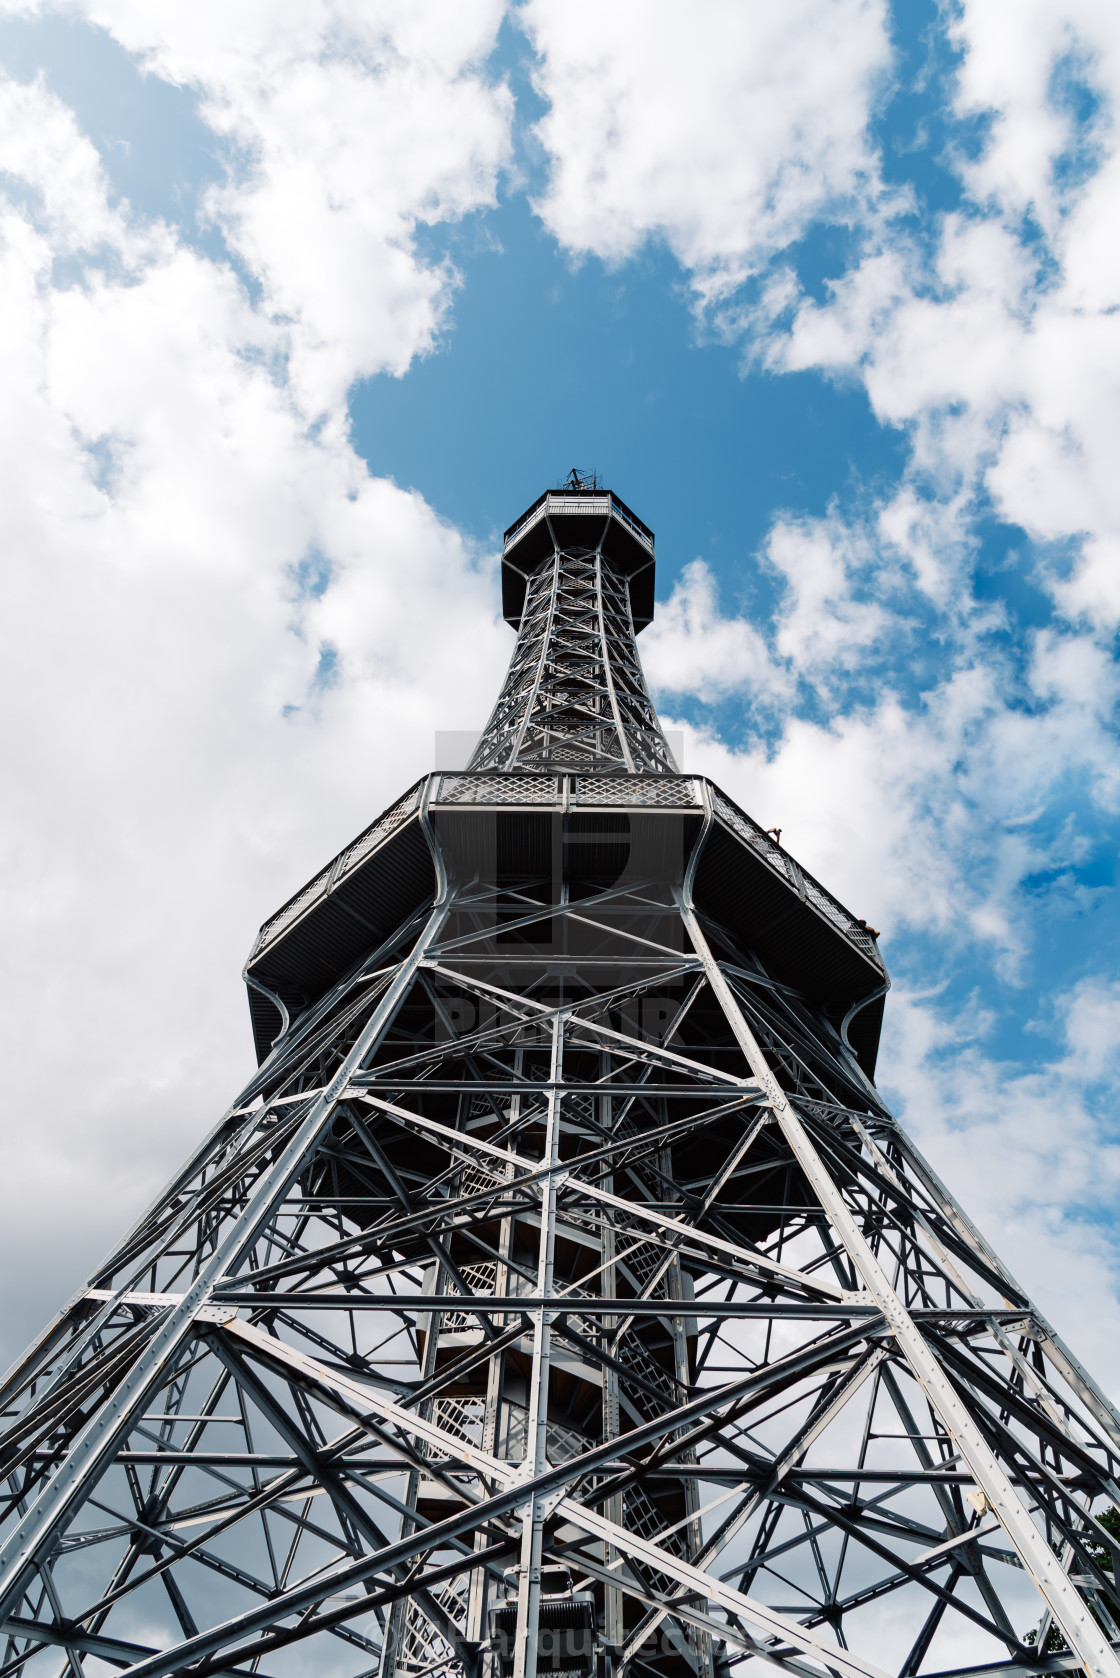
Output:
[[437, 773, 562, 806], [249, 780, 424, 958], [503, 493, 654, 556], [709, 788, 884, 969], [434, 772, 704, 808]]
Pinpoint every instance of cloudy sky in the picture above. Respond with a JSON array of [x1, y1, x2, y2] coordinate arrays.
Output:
[[1, 0, 1119, 1394]]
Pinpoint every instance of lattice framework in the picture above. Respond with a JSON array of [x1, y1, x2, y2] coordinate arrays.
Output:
[[3, 492, 1120, 1678], [469, 547, 675, 775]]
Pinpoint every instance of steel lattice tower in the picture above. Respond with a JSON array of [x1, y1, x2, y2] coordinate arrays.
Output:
[[4, 482, 1120, 1678]]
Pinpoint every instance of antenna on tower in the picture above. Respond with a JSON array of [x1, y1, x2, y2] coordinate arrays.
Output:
[[563, 466, 600, 491]]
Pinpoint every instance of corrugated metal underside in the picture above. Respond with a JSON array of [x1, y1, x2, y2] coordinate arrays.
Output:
[[501, 513, 655, 630], [245, 817, 435, 1062], [243, 795, 886, 1076], [693, 820, 885, 1077]]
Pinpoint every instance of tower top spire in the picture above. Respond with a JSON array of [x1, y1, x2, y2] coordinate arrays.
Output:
[[562, 466, 600, 492]]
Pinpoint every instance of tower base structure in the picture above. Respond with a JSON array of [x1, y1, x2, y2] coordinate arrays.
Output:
[[3, 490, 1120, 1678]]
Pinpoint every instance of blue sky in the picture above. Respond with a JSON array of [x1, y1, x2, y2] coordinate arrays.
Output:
[[0, 0, 1118, 1387]]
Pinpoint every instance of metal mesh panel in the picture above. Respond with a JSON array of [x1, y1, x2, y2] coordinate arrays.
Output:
[[433, 1393, 488, 1448], [335, 782, 423, 873], [437, 773, 561, 805], [400, 1577, 469, 1676], [573, 776, 701, 807], [502, 1404, 593, 1467], [440, 1266, 497, 1333], [623, 1482, 689, 1557], [432, 772, 702, 808]]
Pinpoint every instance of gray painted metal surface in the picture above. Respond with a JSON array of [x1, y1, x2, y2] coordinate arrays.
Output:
[[2, 490, 1119, 1678]]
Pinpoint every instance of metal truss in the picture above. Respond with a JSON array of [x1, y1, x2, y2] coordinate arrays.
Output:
[[4, 497, 1120, 1678], [469, 544, 676, 775]]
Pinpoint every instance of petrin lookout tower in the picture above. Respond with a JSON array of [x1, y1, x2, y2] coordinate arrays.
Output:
[[4, 481, 1120, 1678]]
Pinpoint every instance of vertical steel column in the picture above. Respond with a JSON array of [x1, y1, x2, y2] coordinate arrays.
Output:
[[511, 1014, 564, 1678], [379, 1257, 444, 1678], [657, 1137, 711, 1678], [466, 1151, 515, 1648], [592, 550, 635, 774], [598, 1063, 624, 1672], [503, 550, 560, 770]]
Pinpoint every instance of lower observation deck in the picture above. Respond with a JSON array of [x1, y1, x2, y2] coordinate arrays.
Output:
[[244, 772, 888, 1075]]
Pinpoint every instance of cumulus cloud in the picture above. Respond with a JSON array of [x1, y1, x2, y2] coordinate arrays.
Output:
[[663, 601, 1118, 968], [0, 26, 513, 1362], [766, 514, 895, 676], [678, 678, 989, 948], [765, 5, 1120, 637], [881, 975, 1120, 1392], [0, 70, 142, 250], [13, 0, 514, 413], [524, 0, 1120, 650], [521, 0, 893, 302], [644, 515, 896, 712], [642, 558, 787, 704], [767, 199, 1120, 636]]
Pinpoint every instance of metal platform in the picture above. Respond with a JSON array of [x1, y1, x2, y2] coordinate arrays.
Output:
[[244, 773, 887, 1073]]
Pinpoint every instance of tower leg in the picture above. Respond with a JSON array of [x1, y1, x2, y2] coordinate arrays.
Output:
[[677, 886, 1120, 1678]]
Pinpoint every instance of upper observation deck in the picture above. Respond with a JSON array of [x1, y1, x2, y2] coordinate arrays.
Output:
[[501, 488, 657, 631]]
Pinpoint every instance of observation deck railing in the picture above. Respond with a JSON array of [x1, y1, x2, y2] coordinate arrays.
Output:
[[247, 772, 884, 974], [503, 492, 654, 556]]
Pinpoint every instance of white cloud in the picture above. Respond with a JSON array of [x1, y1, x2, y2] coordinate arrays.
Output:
[[881, 976, 1120, 1393], [523, 0, 1120, 651], [677, 683, 989, 946], [644, 516, 894, 711], [642, 558, 787, 704], [7, 0, 514, 413], [0, 46, 512, 1362], [521, 0, 893, 302], [767, 205, 1120, 638], [766, 514, 894, 676], [0, 70, 142, 251], [645, 471, 1117, 988], [668, 612, 1118, 966], [759, 5, 1120, 637], [948, 0, 1118, 234]]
